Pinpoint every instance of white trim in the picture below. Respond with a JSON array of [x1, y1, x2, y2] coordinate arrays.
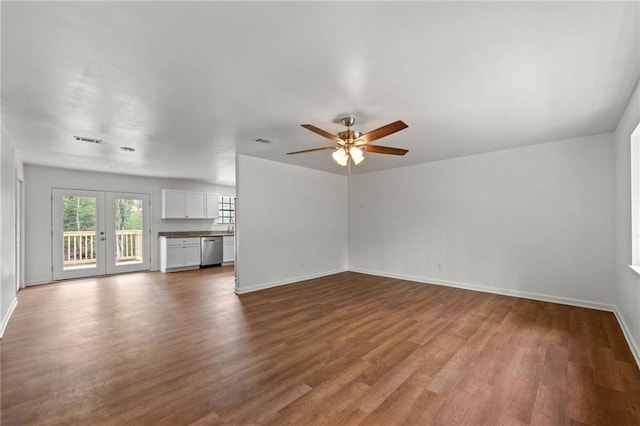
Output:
[[163, 265, 200, 273], [613, 308, 640, 369], [348, 267, 615, 312], [25, 279, 51, 286], [0, 297, 18, 339], [631, 122, 640, 266], [235, 267, 348, 294], [628, 265, 640, 276]]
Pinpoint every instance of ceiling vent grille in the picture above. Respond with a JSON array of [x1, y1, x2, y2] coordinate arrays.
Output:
[[255, 137, 274, 144], [74, 135, 103, 144]]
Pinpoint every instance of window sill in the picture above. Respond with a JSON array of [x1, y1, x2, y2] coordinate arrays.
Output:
[[628, 265, 640, 276]]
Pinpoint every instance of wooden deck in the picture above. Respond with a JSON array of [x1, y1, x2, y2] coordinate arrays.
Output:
[[2, 268, 639, 425]]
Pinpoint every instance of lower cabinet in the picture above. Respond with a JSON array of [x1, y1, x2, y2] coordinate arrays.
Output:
[[223, 236, 235, 265], [160, 237, 201, 272]]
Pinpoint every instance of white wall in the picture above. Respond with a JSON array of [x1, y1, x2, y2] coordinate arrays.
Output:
[[24, 165, 235, 285], [348, 133, 615, 309], [614, 80, 640, 363], [1, 130, 22, 336], [235, 155, 347, 293]]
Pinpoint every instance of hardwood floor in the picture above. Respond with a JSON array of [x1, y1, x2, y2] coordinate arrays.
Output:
[[2, 268, 639, 425]]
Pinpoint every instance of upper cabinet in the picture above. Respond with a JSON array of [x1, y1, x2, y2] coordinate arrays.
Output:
[[206, 193, 219, 219], [162, 190, 188, 218], [186, 192, 207, 218], [162, 189, 219, 219]]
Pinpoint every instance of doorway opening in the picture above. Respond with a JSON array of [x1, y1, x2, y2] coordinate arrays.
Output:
[[16, 177, 23, 291]]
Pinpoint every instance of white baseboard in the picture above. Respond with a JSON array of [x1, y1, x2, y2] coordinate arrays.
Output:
[[235, 267, 348, 294], [349, 267, 615, 312], [25, 279, 51, 287], [613, 308, 640, 369], [162, 265, 200, 273], [0, 297, 18, 339]]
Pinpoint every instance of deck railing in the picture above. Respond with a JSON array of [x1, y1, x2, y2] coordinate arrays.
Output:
[[63, 230, 143, 266]]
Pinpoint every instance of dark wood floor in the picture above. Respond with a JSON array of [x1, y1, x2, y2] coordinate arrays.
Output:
[[2, 268, 639, 425]]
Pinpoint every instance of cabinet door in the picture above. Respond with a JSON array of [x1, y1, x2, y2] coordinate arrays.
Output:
[[162, 190, 185, 218], [185, 192, 206, 219], [166, 245, 185, 268], [223, 236, 235, 263], [206, 193, 219, 219], [184, 244, 201, 266]]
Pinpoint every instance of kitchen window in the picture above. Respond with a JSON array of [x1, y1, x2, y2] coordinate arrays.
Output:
[[218, 196, 235, 224]]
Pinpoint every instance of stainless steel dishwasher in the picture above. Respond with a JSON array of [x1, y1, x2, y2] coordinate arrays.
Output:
[[200, 237, 223, 267]]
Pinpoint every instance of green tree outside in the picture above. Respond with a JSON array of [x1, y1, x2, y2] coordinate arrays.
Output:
[[115, 199, 142, 231], [63, 196, 96, 231]]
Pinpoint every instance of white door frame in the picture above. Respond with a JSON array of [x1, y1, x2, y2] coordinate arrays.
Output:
[[15, 176, 24, 290]]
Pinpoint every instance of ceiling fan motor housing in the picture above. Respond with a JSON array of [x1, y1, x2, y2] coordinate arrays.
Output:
[[337, 130, 361, 142]]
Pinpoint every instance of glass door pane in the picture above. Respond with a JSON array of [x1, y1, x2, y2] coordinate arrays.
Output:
[[52, 189, 106, 280], [114, 198, 143, 265], [105, 192, 150, 275], [63, 195, 98, 270]]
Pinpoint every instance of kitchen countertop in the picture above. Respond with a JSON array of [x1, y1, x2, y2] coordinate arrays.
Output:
[[158, 231, 234, 237]]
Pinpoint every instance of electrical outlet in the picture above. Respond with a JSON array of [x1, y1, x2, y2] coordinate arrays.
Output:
[[437, 263, 444, 271]]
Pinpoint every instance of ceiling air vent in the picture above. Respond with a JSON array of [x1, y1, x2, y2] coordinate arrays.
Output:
[[74, 135, 103, 144], [255, 137, 275, 144]]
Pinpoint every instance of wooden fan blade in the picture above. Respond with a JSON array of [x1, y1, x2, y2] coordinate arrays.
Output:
[[359, 120, 408, 144], [361, 145, 409, 155], [287, 146, 336, 155], [301, 124, 343, 143]]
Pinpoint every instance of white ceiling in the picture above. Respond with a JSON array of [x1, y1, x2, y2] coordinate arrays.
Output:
[[2, 1, 639, 187]]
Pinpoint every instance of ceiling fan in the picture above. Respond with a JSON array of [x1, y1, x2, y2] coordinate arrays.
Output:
[[287, 116, 409, 174]]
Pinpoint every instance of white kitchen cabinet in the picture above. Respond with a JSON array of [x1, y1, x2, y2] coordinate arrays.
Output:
[[162, 190, 186, 218], [160, 237, 201, 272], [184, 244, 202, 266], [206, 193, 219, 219], [223, 235, 235, 264], [161, 189, 218, 219], [185, 192, 207, 218]]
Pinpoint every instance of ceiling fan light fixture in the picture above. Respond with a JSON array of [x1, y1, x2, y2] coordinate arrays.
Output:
[[332, 148, 349, 166], [350, 146, 364, 165]]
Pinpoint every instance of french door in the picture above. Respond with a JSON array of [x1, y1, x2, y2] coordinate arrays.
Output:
[[52, 189, 150, 280]]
